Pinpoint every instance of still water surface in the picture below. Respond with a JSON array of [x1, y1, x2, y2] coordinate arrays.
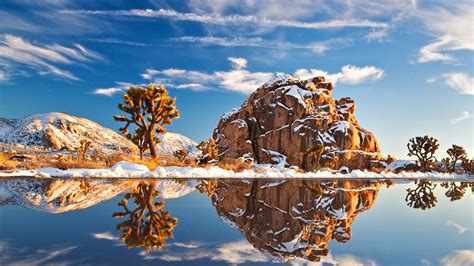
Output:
[[0, 178, 472, 265]]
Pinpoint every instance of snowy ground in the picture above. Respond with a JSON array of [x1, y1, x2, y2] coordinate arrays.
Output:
[[0, 161, 472, 180]]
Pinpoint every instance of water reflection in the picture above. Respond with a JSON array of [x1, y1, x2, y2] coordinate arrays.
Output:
[[113, 181, 177, 252], [0, 178, 472, 264], [205, 180, 385, 262]]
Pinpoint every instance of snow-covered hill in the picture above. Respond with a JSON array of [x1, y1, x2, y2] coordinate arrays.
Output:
[[0, 112, 198, 156]]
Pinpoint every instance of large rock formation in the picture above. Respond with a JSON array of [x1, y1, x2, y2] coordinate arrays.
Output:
[[214, 74, 383, 171], [211, 179, 382, 262]]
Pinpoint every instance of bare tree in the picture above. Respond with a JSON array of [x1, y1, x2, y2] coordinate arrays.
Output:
[[407, 135, 439, 171]]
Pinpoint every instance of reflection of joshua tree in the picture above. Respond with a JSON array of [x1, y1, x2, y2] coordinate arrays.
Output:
[[196, 179, 219, 197], [113, 181, 177, 252], [441, 182, 468, 201], [405, 181, 437, 210]]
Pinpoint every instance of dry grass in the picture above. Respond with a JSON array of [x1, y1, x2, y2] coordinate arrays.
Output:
[[1, 150, 252, 173], [0, 152, 20, 170]]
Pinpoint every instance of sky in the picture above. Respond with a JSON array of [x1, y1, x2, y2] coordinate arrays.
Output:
[[0, 0, 473, 159]]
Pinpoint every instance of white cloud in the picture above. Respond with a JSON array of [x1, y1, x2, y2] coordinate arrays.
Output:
[[93, 82, 135, 96], [417, 3, 474, 63], [0, 34, 103, 81], [87, 38, 148, 46], [141, 57, 273, 94], [228, 57, 247, 70], [446, 220, 469, 234], [0, 70, 8, 82], [174, 83, 206, 91], [141, 59, 384, 94], [440, 250, 474, 266], [426, 77, 438, 84], [171, 36, 350, 54], [61, 9, 388, 30], [296, 65, 384, 85], [450, 112, 473, 125], [443, 72, 474, 95]]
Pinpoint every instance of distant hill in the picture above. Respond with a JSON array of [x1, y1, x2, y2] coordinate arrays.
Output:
[[0, 112, 198, 157]]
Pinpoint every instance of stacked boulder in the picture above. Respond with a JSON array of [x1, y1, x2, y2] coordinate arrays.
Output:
[[214, 74, 383, 171]]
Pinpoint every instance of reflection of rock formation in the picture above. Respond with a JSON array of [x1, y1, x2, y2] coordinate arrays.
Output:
[[211, 180, 381, 262], [0, 179, 195, 213]]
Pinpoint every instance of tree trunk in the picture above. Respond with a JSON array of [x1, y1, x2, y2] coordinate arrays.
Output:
[[148, 130, 158, 158]]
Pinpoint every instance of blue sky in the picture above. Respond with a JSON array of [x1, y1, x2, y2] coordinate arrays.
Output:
[[0, 0, 472, 159]]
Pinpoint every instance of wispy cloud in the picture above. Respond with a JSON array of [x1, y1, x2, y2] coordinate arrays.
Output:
[[0, 34, 103, 81], [88, 38, 148, 46], [140, 58, 384, 94], [93, 82, 135, 96], [170, 36, 350, 54], [61, 9, 388, 30], [296, 65, 384, 85], [446, 220, 469, 233], [440, 250, 474, 266], [443, 72, 474, 95], [0, 241, 77, 266], [450, 111, 473, 124], [141, 57, 273, 94], [0, 70, 8, 83], [417, 3, 474, 63]]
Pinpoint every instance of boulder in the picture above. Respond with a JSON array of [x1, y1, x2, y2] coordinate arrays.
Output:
[[214, 74, 383, 171]]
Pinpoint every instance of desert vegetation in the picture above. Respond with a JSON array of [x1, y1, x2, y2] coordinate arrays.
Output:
[[114, 84, 180, 160]]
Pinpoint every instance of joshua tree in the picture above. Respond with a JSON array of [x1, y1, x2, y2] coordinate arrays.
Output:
[[113, 181, 177, 252], [196, 138, 219, 165], [114, 84, 180, 159], [446, 145, 468, 173], [75, 139, 92, 162], [173, 148, 189, 162], [441, 157, 451, 173], [306, 142, 324, 171], [405, 180, 437, 210], [461, 159, 473, 175], [407, 135, 439, 171]]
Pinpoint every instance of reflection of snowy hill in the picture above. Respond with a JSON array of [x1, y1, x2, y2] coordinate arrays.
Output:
[[0, 179, 196, 213]]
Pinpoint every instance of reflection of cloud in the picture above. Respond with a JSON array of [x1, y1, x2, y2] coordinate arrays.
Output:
[[139, 240, 268, 264], [0, 241, 77, 266], [141, 240, 376, 265], [440, 250, 474, 266], [420, 258, 431, 265], [446, 220, 469, 234], [92, 232, 120, 241]]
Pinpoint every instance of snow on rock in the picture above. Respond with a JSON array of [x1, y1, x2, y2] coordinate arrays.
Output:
[[386, 160, 418, 172]]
